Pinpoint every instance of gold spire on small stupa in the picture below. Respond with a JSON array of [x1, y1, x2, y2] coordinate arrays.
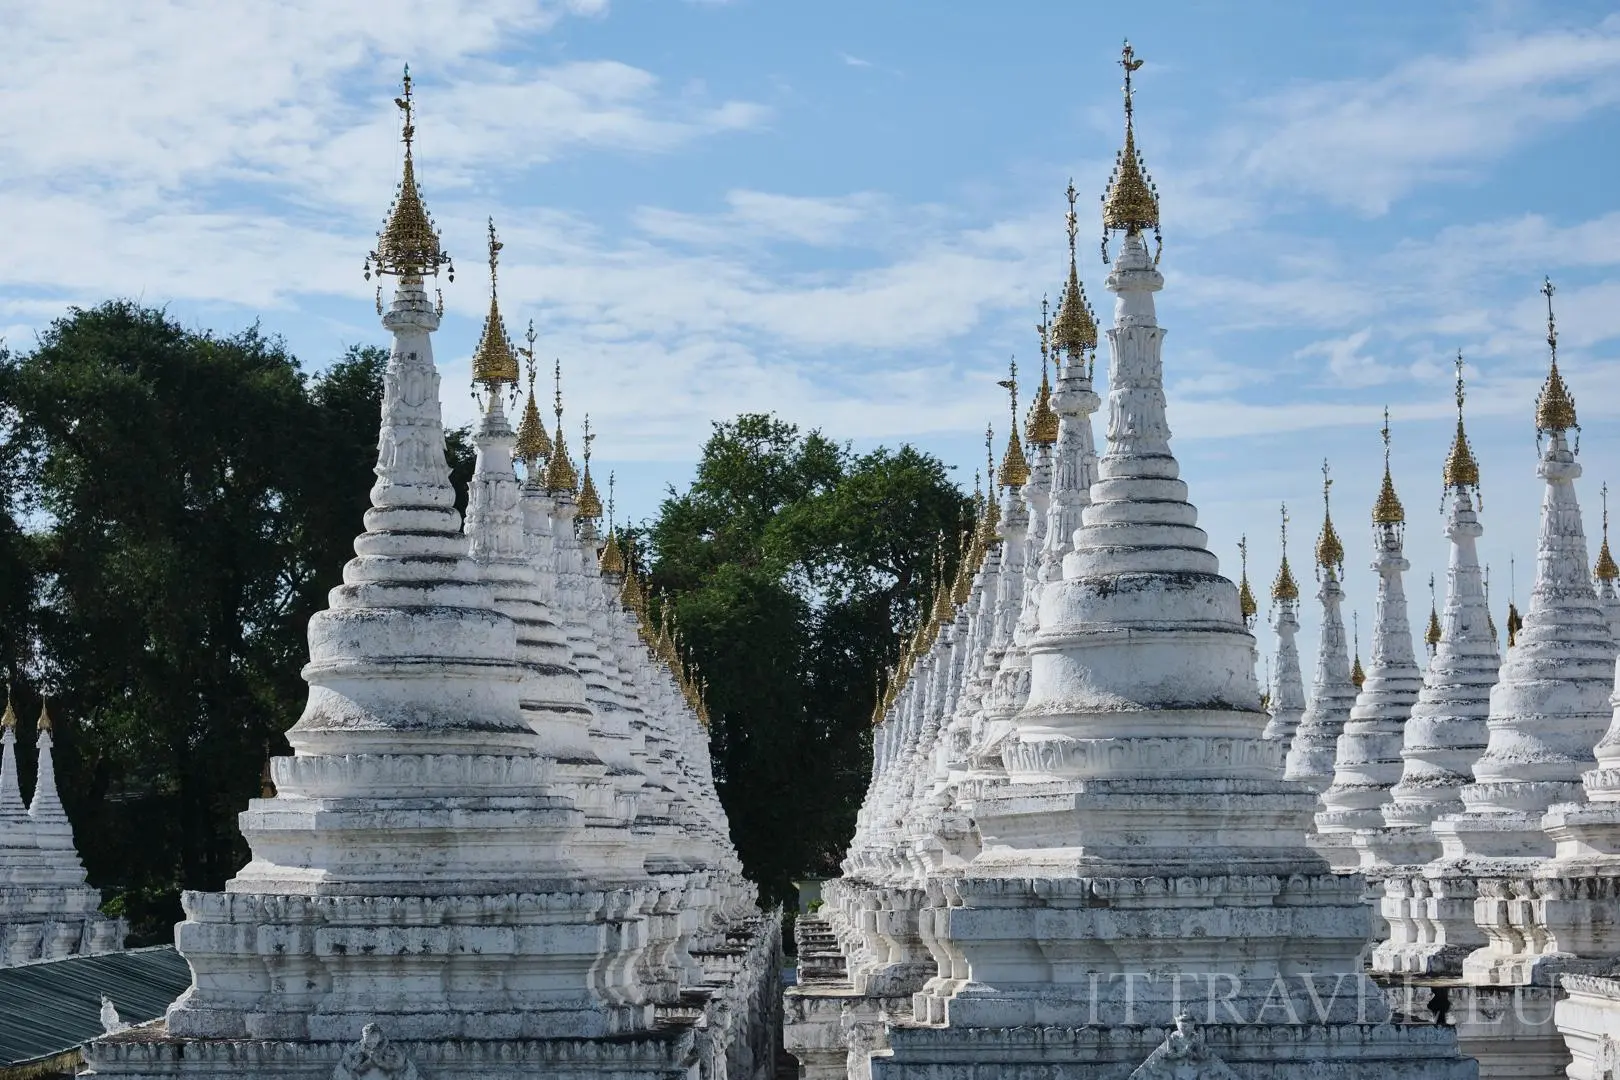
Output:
[[545, 359, 579, 495], [36, 698, 51, 733], [260, 742, 276, 799], [1351, 612, 1366, 689], [1425, 572, 1442, 656], [1315, 459, 1345, 578], [1371, 407, 1405, 525], [577, 415, 603, 520], [1, 684, 14, 732], [1506, 554, 1523, 648], [1596, 482, 1618, 582], [1272, 503, 1300, 602], [1237, 535, 1258, 628], [1101, 41, 1162, 263], [981, 428, 1001, 540], [471, 218, 520, 390], [951, 526, 975, 607], [364, 66, 454, 283], [513, 323, 553, 470], [1443, 351, 1481, 498], [1485, 564, 1498, 643], [600, 473, 626, 575], [1535, 277, 1578, 436], [1026, 300, 1060, 446], [931, 543, 955, 624], [996, 360, 1030, 487], [1052, 180, 1099, 374]]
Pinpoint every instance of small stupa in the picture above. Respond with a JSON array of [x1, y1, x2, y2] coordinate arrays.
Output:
[[1262, 506, 1308, 745]]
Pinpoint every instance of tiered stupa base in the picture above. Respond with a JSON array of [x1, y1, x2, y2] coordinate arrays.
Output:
[[0, 882, 125, 965]]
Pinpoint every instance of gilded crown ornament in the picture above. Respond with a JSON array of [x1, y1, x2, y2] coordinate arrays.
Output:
[[1351, 612, 1366, 689], [545, 359, 579, 495], [1272, 504, 1300, 602], [1101, 41, 1162, 263], [1443, 351, 1481, 499], [1025, 301, 1060, 446], [1506, 555, 1523, 647], [471, 218, 520, 390], [1535, 277, 1578, 437], [996, 360, 1031, 487], [981, 427, 1001, 538], [36, 698, 51, 733], [1371, 407, 1404, 526], [1237, 535, 1258, 628], [1315, 459, 1345, 577], [1425, 572, 1442, 656], [600, 473, 626, 575], [364, 67, 454, 284], [513, 323, 553, 470], [577, 416, 603, 521], [1596, 482, 1618, 583], [1, 684, 14, 731], [1052, 180, 1099, 374]]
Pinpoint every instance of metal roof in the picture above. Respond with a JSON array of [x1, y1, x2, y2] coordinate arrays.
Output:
[[0, 947, 191, 1067]]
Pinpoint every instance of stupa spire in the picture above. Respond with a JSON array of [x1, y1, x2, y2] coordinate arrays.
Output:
[[1315, 459, 1345, 579], [1535, 277, 1578, 439], [577, 416, 603, 523], [363, 67, 453, 286], [1024, 303, 1059, 447], [600, 473, 626, 576], [1443, 352, 1480, 502], [1371, 407, 1404, 527], [1596, 482, 1618, 583], [1052, 180, 1098, 379], [1237, 535, 1257, 629], [546, 359, 579, 495], [1100, 41, 1161, 263], [28, 699, 72, 843], [995, 359, 1030, 488], [470, 218, 520, 393], [1287, 460, 1357, 795], [0, 683, 26, 822], [513, 322, 553, 480], [1425, 573, 1442, 657], [1350, 613, 1366, 690], [1272, 504, 1300, 603]]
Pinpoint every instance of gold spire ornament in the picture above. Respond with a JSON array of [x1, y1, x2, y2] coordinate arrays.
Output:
[[1101, 41, 1162, 263], [1052, 180, 1099, 375], [260, 743, 276, 799], [364, 67, 454, 284], [1535, 277, 1579, 437], [36, 698, 51, 733], [1025, 301, 1060, 446], [470, 218, 520, 390], [1596, 482, 1618, 582], [1371, 407, 1405, 526], [1, 684, 14, 731], [1443, 351, 1481, 499], [981, 427, 1001, 540], [513, 323, 553, 470], [1507, 555, 1523, 648], [1272, 503, 1300, 602], [952, 527, 975, 607], [577, 415, 603, 520], [1425, 573, 1442, 656], [1237, 535, 1258, 628], [545, 359, 579, 495], [996, 360, 1031, 487], [1351, 612, 1366, 689], [1315, 459, 1345, 578], [600, 473, 626, 575]]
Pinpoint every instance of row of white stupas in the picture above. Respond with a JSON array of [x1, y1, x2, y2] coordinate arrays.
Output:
[[0, 697, 127, 965], [788, 44, 1619, 1080], [85, 69, 778, 1080]]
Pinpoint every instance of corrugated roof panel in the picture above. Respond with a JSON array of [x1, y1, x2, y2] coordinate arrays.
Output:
[[0, 947, 191, 1065]]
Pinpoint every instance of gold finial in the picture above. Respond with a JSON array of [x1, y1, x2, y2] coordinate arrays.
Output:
[[1425, 572, 1442, 656], [996, 360, 1030, 487], [599, 473, 625, 574], [1351, 611, 1366, 689], [1101, 41, 1162, 262], [1272, 503, 1301, 602], [1535, 277, 1578, 435], [931, 542, 955, 624], [951, 528, 975, 606], [36, 697, 51, 733], [1443, 351, 1481, 498], [1507, 554, 1522, 647], [364, 66, 454, 283], [1052, 180, 1099, 372], [471, 218, 520, 390], [545, 358, 579, 494], [260, 742, 276, 799], [1, 684, 14, 732], [1596, 482, 1618, 582], [577, 415, 603, 520], [513, 323, 553, 468], [981, 427, 1001, 538], [1371, 406, 1405, 525], [1026, 301, 1060, 446], [1315, 459, 1344, 576], [1237, 534, 1257, 628]]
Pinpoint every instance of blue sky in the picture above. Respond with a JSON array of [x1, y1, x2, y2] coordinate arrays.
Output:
[[3, 0, 1619, 676]]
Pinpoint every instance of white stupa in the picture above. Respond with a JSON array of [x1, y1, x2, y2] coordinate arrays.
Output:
[[1262, 508, 1308, 745]]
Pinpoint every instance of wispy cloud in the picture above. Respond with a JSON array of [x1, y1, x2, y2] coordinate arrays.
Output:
[[840, 52, 874, 69]]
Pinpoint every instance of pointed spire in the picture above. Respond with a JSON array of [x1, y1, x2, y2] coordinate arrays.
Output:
[[513, 323, 552, 470], [1507, 554, 1523, 647], [1535, 277, 1578, 436], [1, 684, 14, 732], [1025, 300, 1060, 446], [1425, 572, 1442, 656], [1101, 41, 1162, 262], [1315, 459, 1344, 578], [577, 415, 603, 520], [951, 527, 975, 606], [931, 543, 955, 624], [36, 698, 52, 733], [981, 426, 1001, 539], [364, 66, 454, 283], [1237, 535, 1257, 628], [995, 360, 1030, 487], [545, 358, 579, 495], [1272, 504, 1300, 602], [470, 218, 520, 390], [1052, 180, 1099, 373], [599, 472, 626, 575], [1350, 612, 1366, 689], [260, 743, 276, 799], [1371, 407, 1404, 524], [1443, 351, 1481, 498], [1596, 482, 1618, 582]]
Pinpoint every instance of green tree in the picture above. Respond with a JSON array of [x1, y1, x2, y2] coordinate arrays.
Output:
[[645, 414, 970, 905]]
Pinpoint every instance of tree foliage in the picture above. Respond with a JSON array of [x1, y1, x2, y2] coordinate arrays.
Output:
[[645, 414, 970, 905]]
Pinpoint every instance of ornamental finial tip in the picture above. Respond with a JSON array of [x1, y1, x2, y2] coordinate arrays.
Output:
[[365, 66, 452, 283], [1372, 406, 1404, 525], [470, 217, 519, 391], [1535, 277, 1578, 435], [1444, 351, 1481, 497], [1102, 39, 1161, 261], [1272, 502, 1299, 602], [996, 359, 1030, 486]]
